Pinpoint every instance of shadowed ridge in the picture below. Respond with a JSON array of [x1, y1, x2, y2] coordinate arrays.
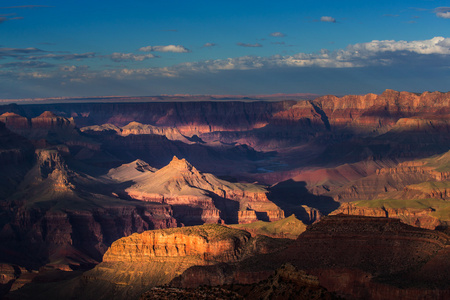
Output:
[[0, 112, 24, 118]]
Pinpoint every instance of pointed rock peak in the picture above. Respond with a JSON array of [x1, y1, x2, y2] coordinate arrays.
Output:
[[37, 111, 59, 118], [0, 112, 24, 118], [168, 156, 194, 171]]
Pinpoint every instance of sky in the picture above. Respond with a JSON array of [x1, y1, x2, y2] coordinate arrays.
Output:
[[0, 0, 450, 99]]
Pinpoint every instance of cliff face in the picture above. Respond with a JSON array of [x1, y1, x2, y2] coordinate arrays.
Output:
[[0, 149, 179, 269], [331, 203, 442, 229], [2, 101, 291, 130], [81, 121, 192, 143], [70, 224, 290, 300], [169, 215, 450, 300], [103, 224, 251, 263], [0, 113, 30, 130]]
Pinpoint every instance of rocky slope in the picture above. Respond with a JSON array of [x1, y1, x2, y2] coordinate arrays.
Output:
[[329, 150, 450, 228], [0, 148, 178, 270], [170, 215, 450, 299], [1, 90, 450, 298], [228, 214, 307, 239], [120, 156, 284, 225], [141, 263, 338, 300], [5, 224, 293, 300], [4, 215, 450, 300]]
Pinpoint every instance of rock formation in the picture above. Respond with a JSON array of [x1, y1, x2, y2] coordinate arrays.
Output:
[[141, 263, 338, 300], [121, 156, 284, 225], [14, 224, 292, 300], [0, 148, 178, 270], [1, 90, 450, 299], [169, 215, 450, 300]]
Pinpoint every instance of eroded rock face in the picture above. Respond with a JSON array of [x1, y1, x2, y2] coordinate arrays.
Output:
[[0, 112, 30, 130], [122, 156, 284, 225], [332, 203, 442, 229], [169, 215, 450, 299], [286, 215, 448, 275], [71, 224, 289, 300], [0, 149, 179, 270], [103, 224, 251, 263]]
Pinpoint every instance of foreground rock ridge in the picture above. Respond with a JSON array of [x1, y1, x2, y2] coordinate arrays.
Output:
[[170, 215, 450, 300], [1, 89, 450, 299], [6, 224, 293, 300], [8, 215, 448, 300]]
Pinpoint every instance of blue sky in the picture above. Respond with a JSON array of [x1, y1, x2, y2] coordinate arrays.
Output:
[[0, 1, 450, 99]]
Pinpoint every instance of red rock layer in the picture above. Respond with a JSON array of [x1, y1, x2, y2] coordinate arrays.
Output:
[[170, 215, 450, 299]]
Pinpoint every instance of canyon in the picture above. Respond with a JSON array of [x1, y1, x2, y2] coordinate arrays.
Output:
[[1, 89, 450, 299]]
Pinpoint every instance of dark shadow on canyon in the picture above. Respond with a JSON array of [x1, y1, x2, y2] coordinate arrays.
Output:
[[267, 179, 339, 224]]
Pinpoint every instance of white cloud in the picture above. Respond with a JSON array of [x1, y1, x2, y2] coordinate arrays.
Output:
[[109, 52, 156, 62], [347, 37, 450, 55], [139, 45, 190, 53], [320, 16, 336, 23], [435, 7, 450, 19], [203, 43, 216, 47], [270, 32, 286, 37], [158, 37, 450, 74], [5, 37, 450, 83]]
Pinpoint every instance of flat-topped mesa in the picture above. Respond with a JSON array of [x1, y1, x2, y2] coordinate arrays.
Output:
[[331, 203, 442, 230], [31, 111, 75, 129], [0, 112, 30, 129], [102, 224, 252, 263], [288, 215, 450, 276], [294, 90, 450, 133]]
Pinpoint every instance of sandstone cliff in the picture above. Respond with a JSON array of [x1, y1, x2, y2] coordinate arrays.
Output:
[[61, 224, 291, 300], [169, 215, 450, 300], [81, 121, 193, 143]]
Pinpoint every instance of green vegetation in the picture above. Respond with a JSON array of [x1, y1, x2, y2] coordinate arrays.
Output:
[[408, 181, 450, 190], [148, 223, 251, 242], [421, 150, 450, 172], [229, 215, 307, 239], [353, 198, 450, 221]]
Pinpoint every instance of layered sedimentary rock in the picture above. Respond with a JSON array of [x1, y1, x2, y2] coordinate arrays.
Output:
[[331, 202, 442, 229], [170, 215, 450, 300], [326, 150, 450, 228], [30, 111, 75, 129], [0, 112, 30, 130], [81, 121, 192, 143], [122, 156, 284, 225], [59, 224, 291, 300], [0, 149, 178, 270]]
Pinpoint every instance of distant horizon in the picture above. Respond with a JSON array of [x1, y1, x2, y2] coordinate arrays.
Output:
[[2, 89, 450, 105]]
